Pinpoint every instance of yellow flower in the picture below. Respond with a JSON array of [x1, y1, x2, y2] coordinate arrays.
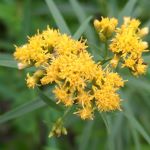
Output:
[[94, 17, 118, 41], [26, 70, 44, 88], [109, 17, 149, 76], [75, 107, 93, 120], [14, 26, 124, 120], [95, 87, 121, 111], [103, 71, 124, 90], [26, 73, 37, 89], [53, 86, 73, 106], [138, 27, 149, 37], [55, 34, 87, 55], [133, 59, 147, 76], [77, 91, 93, 108], [14, 27, 60, 67], [110, 54, 120, 68]]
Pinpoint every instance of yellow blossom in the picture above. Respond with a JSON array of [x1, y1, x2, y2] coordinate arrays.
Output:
[[94, 17, 118, 41], [109, 17, 149, 75], [55, 34, 87, 55], [75, 107, 93, 120], [53, 86, 73, 106], [14, 26, 124, 120], [26, 73, 37, 88], [26, 70, 44, 88], [95, 87, 121, 111], [138, 27, 149, 37], [110, 54, 120, 68]]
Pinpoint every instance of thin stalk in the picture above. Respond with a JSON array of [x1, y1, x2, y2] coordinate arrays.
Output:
[[104, 41, 108, 59]]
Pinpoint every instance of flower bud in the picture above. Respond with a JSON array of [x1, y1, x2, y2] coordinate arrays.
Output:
[[17, 63, 28, 70], [138, 27, 149, 37]]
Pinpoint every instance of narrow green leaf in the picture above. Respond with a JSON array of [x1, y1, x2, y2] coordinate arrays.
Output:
[[0, 41, 14, 50], [73, 16, 93, 40], [130, 125, 141, 150], [118, 0, 137, 24], [0, 60, 17, 68], [123, 103, 150, 144], [143, 20, 150, 28], [120, 91, 150, 145], [100, 58, 112, 65], [107, 114, 123, 150], [69, 0, 86, 23], [124, 111, 150, 144], [20, 0, 31, 42], [100, 112, 110, 134], [0, 53, 13, 60], [45, 0, 71, 35], [0, 99, 46, 124], [126, 77, 150, 92], [37, 88, 63, 112], [69, 0, 96, 44], [79, 121, 94, 150]]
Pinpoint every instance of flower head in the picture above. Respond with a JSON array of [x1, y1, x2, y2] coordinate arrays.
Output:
[[14, 26, 124, 120], [109, 17, 149, 76], [94, 17, 118, 41]]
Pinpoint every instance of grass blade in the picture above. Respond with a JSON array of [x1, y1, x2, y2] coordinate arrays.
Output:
[[100, 112, 110, 134], [107, 114, 123, 150], [37, 88, 63, 112], [79, 121, 94, 150], [118, 0, 137, 24], [73, 16, 92, 40], [130, 125, 141, 150], [45, 0, 71, 35], [0, 41, 14, 50], [69, 0, 96, 44], [122, 102, 150, 145], [0, 99, 46, 124], [0, 53, 13, 60], [0, 60, 17, 68]]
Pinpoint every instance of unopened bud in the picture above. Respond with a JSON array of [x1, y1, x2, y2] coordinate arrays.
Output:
[[18, 63, 28, 70], [62, 127, 67, 135], [26, 73, 37, 88], [110, 55, 120, 68], [34, 70, 44, 78], [142, 42, 148, 49], [94, 19, 101, 31], [138, 27, 149, 37]]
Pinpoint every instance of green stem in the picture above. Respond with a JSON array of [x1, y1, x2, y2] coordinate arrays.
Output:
[[62, 107, 72, 121], [104, 41, 108, 59]]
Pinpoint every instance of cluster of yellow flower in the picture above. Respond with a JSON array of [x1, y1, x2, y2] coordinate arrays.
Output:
[[14, 17, 148, 120], [14, 26, 124, 120], [94, 17, 149, 76], [94, 17, 118, 41]]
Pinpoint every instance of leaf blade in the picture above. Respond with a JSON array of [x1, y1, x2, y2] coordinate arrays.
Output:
[[45, 0, 71, 35], [0, 99, 46, 124], [73, 16, 93, 40], [118, 0, 137, 24], [37, 88, 63, 112], [69, 0, 96, 44], [0, 60, 17, 68]]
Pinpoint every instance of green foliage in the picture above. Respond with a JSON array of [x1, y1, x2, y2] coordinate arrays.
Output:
[[0, 0, 150, 150]]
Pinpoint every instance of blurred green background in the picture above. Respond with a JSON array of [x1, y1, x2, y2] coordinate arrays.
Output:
[[0, 0, 150, 150]]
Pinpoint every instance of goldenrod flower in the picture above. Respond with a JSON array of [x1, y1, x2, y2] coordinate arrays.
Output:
[[26, 73, 37, 89], [14, 26, 124, 120], [95, 87, 121, 111], [94, 17, 118, 41], [110, 54, 120, 68], [75, 107, 93, 120], [53, 86, 73, 107], [109, 17, 149, 76], [26, 70, 44, 88], [14, 27, 59, 67]]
